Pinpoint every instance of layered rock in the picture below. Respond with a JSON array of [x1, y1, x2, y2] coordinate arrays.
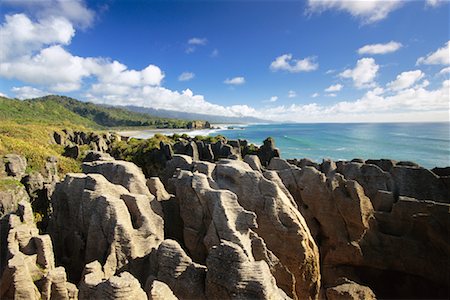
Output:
[[50, 172, 164, 282], [0, 201, 76, 300], [206, 240, 289, 300], [269, 157, 450, 298], [153, 239, 207, 299], [212, 159, 321, 299]]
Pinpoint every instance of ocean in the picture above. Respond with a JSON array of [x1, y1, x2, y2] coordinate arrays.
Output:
[[212, 122, 450, 169]]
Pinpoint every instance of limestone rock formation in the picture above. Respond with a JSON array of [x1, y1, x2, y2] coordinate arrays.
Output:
[[82, 160, 152, 196], [326, 279, 376, 300], [244, 154, 263, 172], [50, 173, 164, 282], [206, 240, 290, 300], [213, 159, 321, 299], [0, 201, 76, 300], [154, 239, 207, 299], [144, 276, 178, 300], [257, 137, 280, 166], [4, 154, 27, 178]]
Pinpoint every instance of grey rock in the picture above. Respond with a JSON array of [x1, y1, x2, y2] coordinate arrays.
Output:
[[4, 154, 27, 178]]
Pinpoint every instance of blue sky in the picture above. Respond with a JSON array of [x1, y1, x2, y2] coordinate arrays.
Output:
[[0, 0, 449, 122]]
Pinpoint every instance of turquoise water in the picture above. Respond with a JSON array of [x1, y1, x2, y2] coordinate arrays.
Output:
[[215, 123, 450, 169]]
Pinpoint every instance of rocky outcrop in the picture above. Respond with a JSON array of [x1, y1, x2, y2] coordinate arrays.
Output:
[[257, 137, 280, 166], [326, 279, 376, 300], [206, 241, 289, 300], [144, 276, 178, 300], [4, 154, 27, 178], [212, 159, 321, 299], [50, 172, 164, 282], [79, 265, 146, 300], [269, 157, 450, 299], [0, 179, 29, 219], [0, 201, 76, 300], [53, 129, 117, 153], [153, 239, 207, 299]]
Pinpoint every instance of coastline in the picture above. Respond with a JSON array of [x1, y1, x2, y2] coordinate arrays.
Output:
[[117, 126, 224, 139]]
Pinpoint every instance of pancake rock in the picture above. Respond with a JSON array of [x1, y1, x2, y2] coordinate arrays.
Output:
[[211, 159, 321, 299], [50, 172, 164, 282], [0, 201, 76, 300]]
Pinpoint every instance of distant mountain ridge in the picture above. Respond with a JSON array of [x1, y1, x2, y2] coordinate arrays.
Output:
[[123, 105, 270, 124]]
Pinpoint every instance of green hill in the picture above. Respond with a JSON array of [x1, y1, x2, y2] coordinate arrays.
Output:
[[0, 95, 204, 175], [0, 95, 191, 128]]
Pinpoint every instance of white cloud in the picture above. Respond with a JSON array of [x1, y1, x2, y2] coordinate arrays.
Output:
[[439, 66, 450, 75], [224, 77, 245, 85], [0, 91, 8, 98], [0, 14, 75, 61], [326, 93, 337, 97], [325, 69, 335, 74], [11, 86, 49, 99], [311, 92, 319, 98], [306, 0, 404, 24], [340, 58, 379, 89], [186, 37, 207, 53], [258, 80, 449, 122], [269, 96, 278, 102], [178, 72, 195, 81], [387, 70, 424, 91], [3, 0, 95, 29], [358, 41, 402, 55], [288, 90, 297, 98], [270, 54, 318, 73], [426, 0, 448, 7], [325, 83, 343, 92], [417, 41, 450, 65], [188, 37, 207, 45]]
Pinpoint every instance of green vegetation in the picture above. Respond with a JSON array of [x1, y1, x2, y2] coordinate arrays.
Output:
[[0, 95, 211, 175], [0, 177, 23, 192]]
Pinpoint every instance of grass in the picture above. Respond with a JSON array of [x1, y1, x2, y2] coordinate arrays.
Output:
[[0, 121, 85, 174], [0, 177, 23, 192]]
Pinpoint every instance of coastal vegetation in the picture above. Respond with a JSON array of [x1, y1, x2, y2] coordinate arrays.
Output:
[[0, 95, 210, 175]]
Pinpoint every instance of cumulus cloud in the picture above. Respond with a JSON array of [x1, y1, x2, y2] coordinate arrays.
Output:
[[178, 72, 195, 81], [387, 70, 424, 91], [358, 41, 402, 55], [311, 93, 319, 98], [11, 86, 49, 99], [0, 14, 74, 61], [288, 90, 297, 98], [439, 66, 450, 75], [224, 77, 245, 85], [270, 54, 318, 73], [269, 96, 278, 102], [306, 0, 404, 24], [340, 58, 379, 89], [324, 83, 343, 92], [417, 41, 450, 65], [2, 0, 95, 29]]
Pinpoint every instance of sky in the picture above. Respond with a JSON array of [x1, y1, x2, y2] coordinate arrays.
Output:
[[0, 0, 449, 123]]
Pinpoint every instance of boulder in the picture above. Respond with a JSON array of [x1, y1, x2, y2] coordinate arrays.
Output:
[[63, 145, 79, 159], [4, 154, 27, 178], [82, 151, 114, 162], [257, 137, 280, 166], [326, 279, 376, 300]]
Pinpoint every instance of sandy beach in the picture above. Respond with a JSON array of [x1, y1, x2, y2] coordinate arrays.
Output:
[[117, 126, 224, 139]]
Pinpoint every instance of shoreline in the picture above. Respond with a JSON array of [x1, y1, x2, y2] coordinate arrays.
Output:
[[117, 126, 225, 139]]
